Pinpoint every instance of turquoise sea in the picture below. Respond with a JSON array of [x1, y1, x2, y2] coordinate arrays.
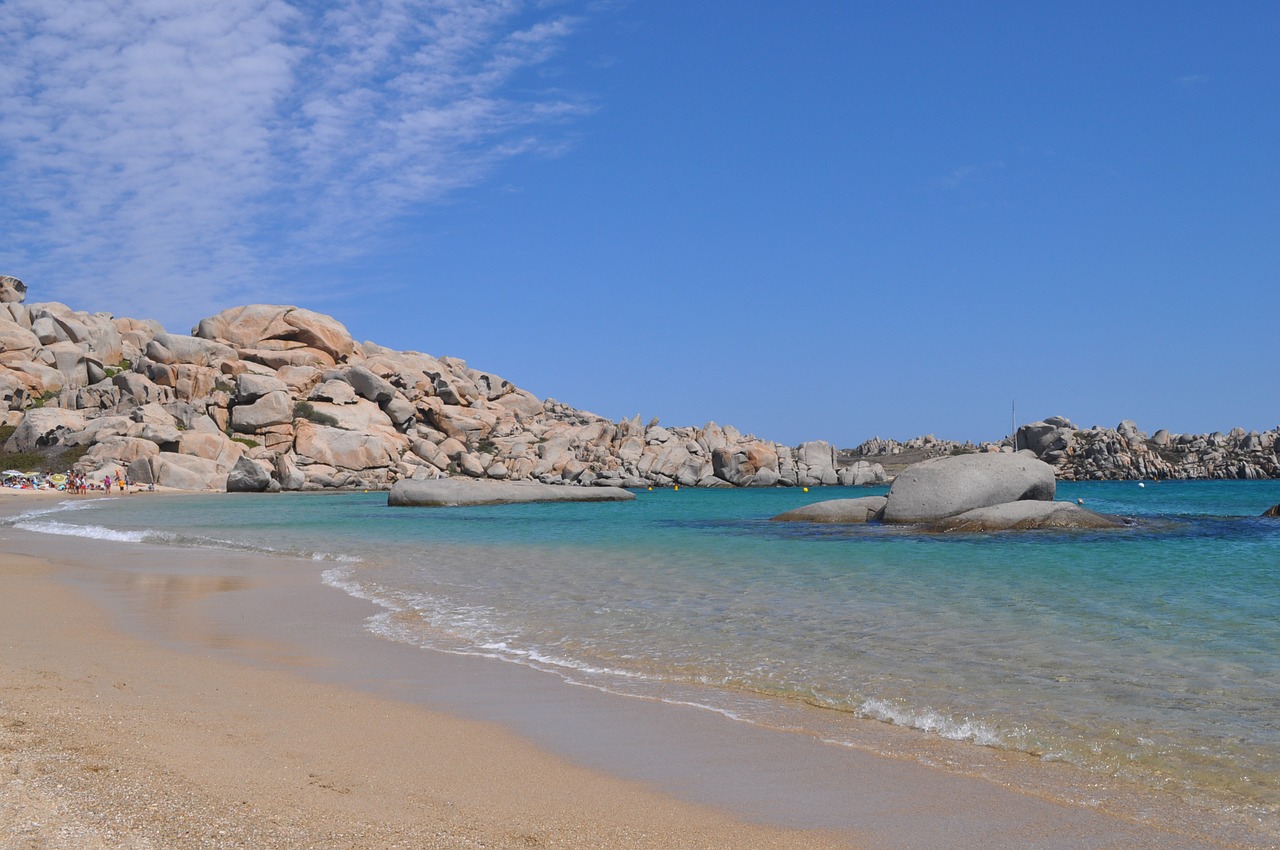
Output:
[[8, 481, 1280, 838]]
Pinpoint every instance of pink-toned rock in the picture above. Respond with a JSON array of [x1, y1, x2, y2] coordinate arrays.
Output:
[[428, 405, 497, 444], [82, 437, 160, 468], [276, 365, 324, 395], [0, 320, 40, 365], [293, 421, 402, 471], [194, 305, 356, 362], [146, 333, 237, 367], [238, 347, 336, 370], [230, 391, 293, 432], [178, 432, 245, 467]]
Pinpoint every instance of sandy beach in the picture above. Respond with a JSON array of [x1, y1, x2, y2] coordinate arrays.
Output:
[[0, 492, 1250, 849]]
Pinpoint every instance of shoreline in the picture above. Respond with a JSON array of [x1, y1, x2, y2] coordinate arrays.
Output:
[[0, 494, 1262, 848]]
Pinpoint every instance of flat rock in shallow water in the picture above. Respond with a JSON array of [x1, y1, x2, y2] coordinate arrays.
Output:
[[1262, 503, 1280, 517], [389, 478, 636, 507], [925, 500, 1127, 532], [770, 496, 888, 523]]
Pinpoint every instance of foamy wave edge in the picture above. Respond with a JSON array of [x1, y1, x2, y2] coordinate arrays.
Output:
[[13, 519, 162, 544], [856, 697, 1007, 748]]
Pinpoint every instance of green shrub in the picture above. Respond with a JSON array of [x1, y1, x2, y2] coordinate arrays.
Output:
[[0, 444, 87, 473], [293, 401, 339, 427]]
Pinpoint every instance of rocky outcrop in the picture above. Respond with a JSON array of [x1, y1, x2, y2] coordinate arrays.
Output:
[[924, 501, 1127, 532], [389, 478, 636, 506], [1013, 417, 1280, 481], [3, 407, 88, 453], [194, 305, 356, 366], [881, 453, 1056, 524], [770, 496, 887, 523], [846, 417, 1280, 483], [0, 278, 892, 493], [6, 275, 1269, 493], [0, 276, 27, 303]]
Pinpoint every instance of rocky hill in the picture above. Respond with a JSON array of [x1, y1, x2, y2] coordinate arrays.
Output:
[[3, 275, 1275, 492], [0, 276, 885, 492]]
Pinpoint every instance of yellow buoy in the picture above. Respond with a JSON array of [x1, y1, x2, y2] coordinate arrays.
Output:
[[803, 487, 809, 493], [674, 485, 679, 491]]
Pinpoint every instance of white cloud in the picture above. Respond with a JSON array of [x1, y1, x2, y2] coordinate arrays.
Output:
[[0, 0, 589, 327]]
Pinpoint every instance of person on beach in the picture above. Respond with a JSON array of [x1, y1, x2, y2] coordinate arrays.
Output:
[[103, 475, 112, 494]]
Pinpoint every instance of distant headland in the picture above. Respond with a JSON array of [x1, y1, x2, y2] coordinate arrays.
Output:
[[2, 275, 1276, 492]]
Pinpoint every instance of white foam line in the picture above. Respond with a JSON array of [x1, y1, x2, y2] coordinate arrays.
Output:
[[858, 698, 1006, 748], [13, 519, 157, 543]]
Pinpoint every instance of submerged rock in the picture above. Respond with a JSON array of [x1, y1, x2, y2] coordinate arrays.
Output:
[[389, 478, 636, 507], [770, 496, 887, 524]]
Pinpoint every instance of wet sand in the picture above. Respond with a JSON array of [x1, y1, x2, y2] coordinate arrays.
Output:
[[0, 495, 1248, 849]]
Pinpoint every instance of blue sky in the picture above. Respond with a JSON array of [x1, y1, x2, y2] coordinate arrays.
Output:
[[2, 2, 1276, 446]]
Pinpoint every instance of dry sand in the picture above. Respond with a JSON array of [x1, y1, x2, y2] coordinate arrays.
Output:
[[0, 493, 1254, 849]]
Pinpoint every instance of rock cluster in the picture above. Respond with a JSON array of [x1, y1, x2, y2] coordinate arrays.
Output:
[[1015, 417, 1280, 481], [0, 277, 887, 493], [846, 417, 1280, 482], [773, 453, 1125, 531]]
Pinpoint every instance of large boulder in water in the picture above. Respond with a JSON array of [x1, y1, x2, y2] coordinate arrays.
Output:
[[1262, 504, 1280, 518], [924, 500, 1127, 532], [882, 453, 1056, 523], [389, 478, 636, 507], [770, 496, 887, 524]]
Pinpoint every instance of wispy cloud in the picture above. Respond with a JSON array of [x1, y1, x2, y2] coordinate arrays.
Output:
[[936, 160, 1005, 191], [0, 0, 590, 328]]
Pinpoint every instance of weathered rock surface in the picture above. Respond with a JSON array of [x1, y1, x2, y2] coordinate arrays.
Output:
[[226, 455, 273, 493], [0, 276, 27, 303], [194, 305, 356, 363], [389, 478, 636, 506], [4, 408, 88, 452], [882, 453, 1056, 523], [770, 496, 888, 523], [924, 501, 1127, 532], [1263, 504, 1280, 518]]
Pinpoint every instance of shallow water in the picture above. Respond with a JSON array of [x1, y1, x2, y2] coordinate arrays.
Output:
[[9, 480, 1280, 836]]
